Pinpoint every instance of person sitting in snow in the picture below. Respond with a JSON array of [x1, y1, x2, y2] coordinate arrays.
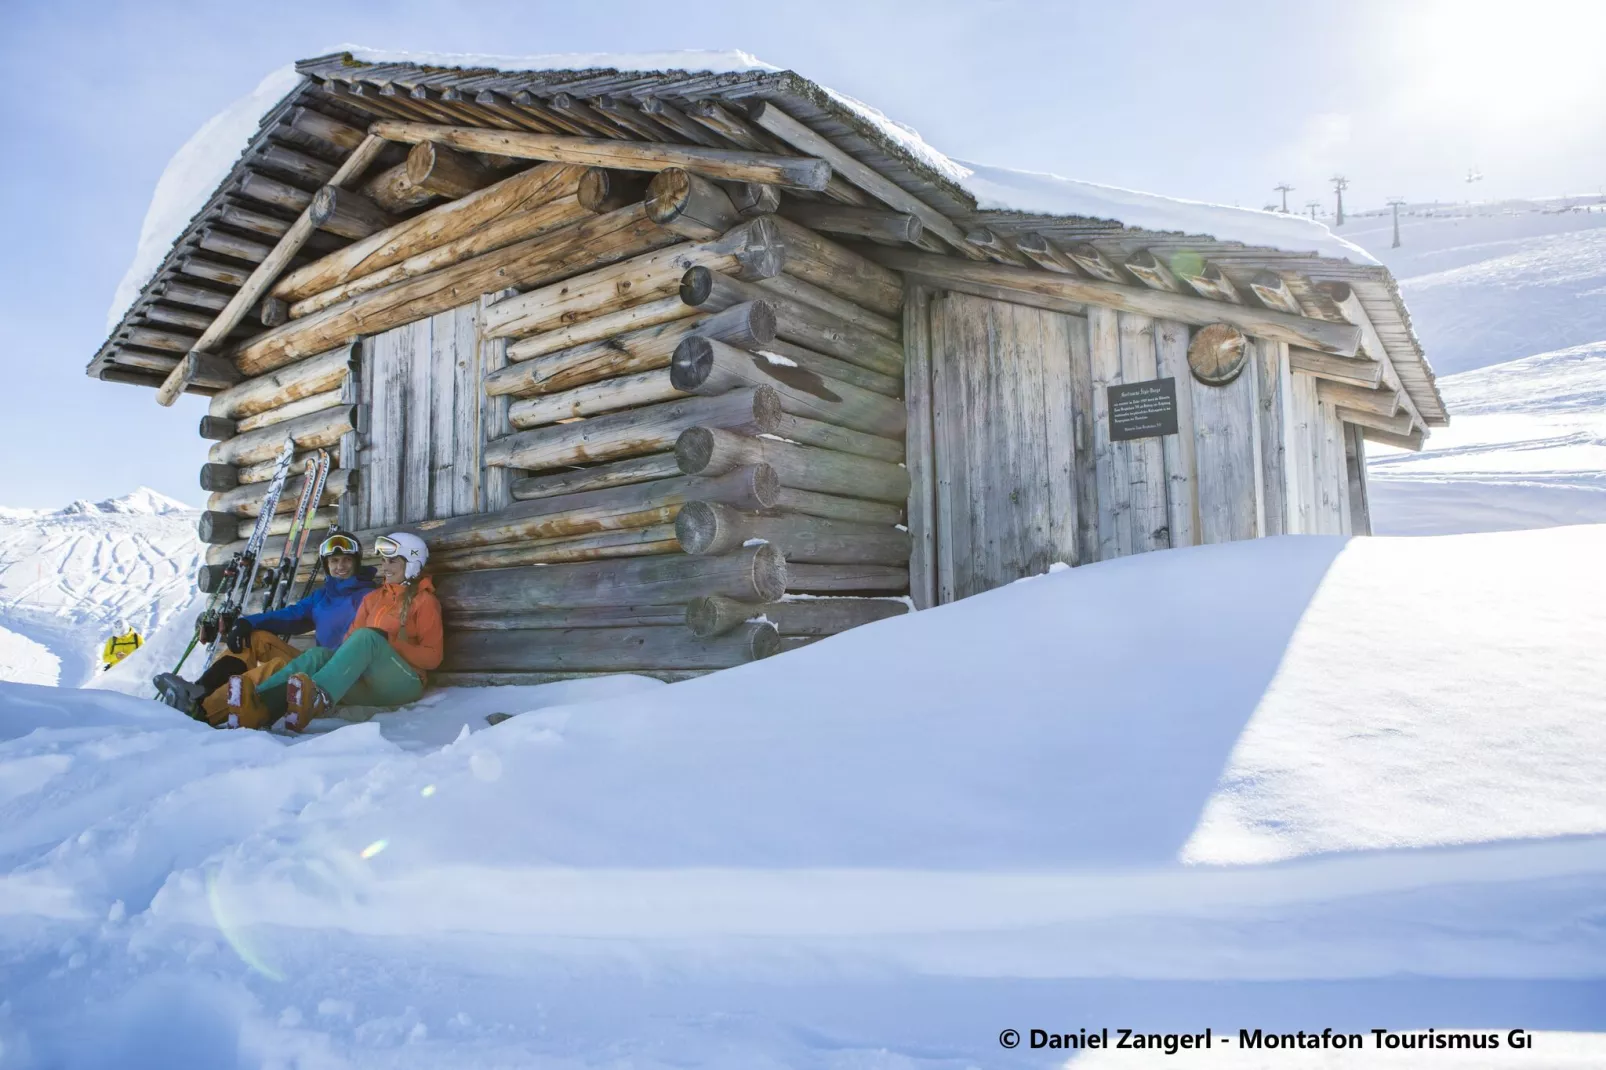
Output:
[[154, 531, 377, 723], [100, 621, 142, 671], [223, 532, 443, 731]]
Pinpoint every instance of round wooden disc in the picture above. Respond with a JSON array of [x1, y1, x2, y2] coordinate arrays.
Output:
[[1187, 323, 1249, 385]]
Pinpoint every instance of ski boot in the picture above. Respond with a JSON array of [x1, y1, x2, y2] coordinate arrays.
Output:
[[284, 673, 332, 732], [153, 673, 209, 722]]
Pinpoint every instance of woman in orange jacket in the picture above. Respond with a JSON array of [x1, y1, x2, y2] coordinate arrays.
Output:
[[223, 533, 443, 730]]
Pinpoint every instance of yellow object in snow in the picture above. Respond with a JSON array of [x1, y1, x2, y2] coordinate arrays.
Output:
[[101, 631, 142, 669]]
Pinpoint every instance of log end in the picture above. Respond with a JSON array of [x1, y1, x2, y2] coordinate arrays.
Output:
[[669, 335, 716, 392], [578, 168, 651, 214], [752, 542, 787, 602], [199, 416, 237, 441], [746, 620, 782, 661], [734, 216, 784, 280], [675, 426, 717, 475], [197, 511, 238, 545], [680, 265, 715, 307], [644, 168, 692, 224], [197, 562, 229, 594], [199, 463, 239, 493], [403, 141, 439, 186], [674, 499, 724, 555], [685, 593, 759, 638]]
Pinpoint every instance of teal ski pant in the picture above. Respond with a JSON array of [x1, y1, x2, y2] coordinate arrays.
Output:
[[257, 628, 424, 716]]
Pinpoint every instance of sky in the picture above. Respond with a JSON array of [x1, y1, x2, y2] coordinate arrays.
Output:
[[2, 0, 1603, 509]]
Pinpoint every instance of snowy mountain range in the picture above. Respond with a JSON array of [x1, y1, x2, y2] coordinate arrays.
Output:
[[0, 488, 199, 687]]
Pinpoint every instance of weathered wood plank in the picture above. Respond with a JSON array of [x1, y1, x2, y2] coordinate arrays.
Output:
[[1190, 348, 1260, 544], [478, 292, 515, 514], [1152, 320, 1197, 548], [1116, 312, 1169, 553], [903, 284, 936, 608], [1087, 306, 1128, 560], [442, 623, 779, 673]]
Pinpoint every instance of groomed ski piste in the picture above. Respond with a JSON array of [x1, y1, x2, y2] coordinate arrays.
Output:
[[3, 524, 1606, 1067]]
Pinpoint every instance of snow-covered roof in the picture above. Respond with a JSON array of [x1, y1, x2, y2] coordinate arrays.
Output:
[[92, 49, 1444, 425]]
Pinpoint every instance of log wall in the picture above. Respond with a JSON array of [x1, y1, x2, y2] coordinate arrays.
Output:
[[198, 161, 914, 679]]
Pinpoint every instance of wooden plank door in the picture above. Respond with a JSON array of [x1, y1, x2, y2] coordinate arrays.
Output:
[[927, 292, 1080, 602], [356, 299, 499, 528]]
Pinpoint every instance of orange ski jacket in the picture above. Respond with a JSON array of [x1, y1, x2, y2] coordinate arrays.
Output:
[[346, 576, 444, 678]]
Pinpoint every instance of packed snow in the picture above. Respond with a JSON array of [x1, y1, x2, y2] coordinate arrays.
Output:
[[0, 489, 201, 688], [1, 527, 1602, 1066]]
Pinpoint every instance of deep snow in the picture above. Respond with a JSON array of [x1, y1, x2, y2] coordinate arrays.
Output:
[[1, 527, 1603, 1066]]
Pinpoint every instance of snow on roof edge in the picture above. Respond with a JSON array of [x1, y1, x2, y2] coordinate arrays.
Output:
[[958, 161, 1379, 266], [106, 49, 1378, 336], [104, 64, 304, 334]]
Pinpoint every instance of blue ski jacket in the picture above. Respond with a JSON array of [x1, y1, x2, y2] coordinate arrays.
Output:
[[246, 567, 379, 651]]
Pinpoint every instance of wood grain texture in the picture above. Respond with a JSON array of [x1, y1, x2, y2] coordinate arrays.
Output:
[[1153, 320, 1197, 548], [1116, 312, 1169, 554], [1189, 346, 1260, 545], [903, 284, 936, 608]]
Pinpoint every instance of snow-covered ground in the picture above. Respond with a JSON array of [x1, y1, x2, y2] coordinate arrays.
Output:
[[0, 489, 200, 688], [1341, 200, 1606, 536], [1, 527, 1603, 1066]]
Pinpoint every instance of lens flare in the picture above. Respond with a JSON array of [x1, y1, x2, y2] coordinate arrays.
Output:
[[360, 839, 388, 860], [205, 870, 285, 982], [420, 784, 436, 797]]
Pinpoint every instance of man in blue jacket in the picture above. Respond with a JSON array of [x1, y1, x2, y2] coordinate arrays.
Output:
[[156, 531, 378, 722]]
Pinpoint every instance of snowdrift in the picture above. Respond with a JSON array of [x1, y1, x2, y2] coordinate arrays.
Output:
[[2, 526, 1603, 1065]]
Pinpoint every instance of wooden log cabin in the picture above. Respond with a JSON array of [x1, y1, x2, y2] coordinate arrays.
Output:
[[88, 52, 1447, 685]]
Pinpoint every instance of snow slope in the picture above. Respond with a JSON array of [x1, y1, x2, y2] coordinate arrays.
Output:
[[0, 489, 200, 688], [1, 527, 1602, 1066], [1344, 201, 1606, 535]]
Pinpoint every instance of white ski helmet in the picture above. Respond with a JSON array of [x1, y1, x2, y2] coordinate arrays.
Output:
[[376, 532, 429, 580]]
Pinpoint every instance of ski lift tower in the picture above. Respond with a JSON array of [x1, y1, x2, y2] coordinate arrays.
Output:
[[1387, 198, 1407, 248], [1274, 183, 1294, 212], [1305, 200, 1322, 220], [1331, 176, 1349, 226]]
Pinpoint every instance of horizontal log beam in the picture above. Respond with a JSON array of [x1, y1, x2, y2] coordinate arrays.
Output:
[[766, 214, 904, 318], [405, 140, 495, 198], [273, 162, 584, 302], [234, 388, 345, 433], [208, 343, 355, 419], [783, 563, 909, 593], [510, 453, 682, 501], [1289, 347, 1384, 389], [1336, 405, 1415, 436], [1315, 280, 1432, 430], [368, 120, 832, 190], [769, 410, 904, 463], [441, 622, 779, 673], [449, 604, 688, 630], [508, 368, 685, 429], [405, 466, 778, 553], [206, 467, 354, 518], [1362, 425, 1426, 451], [485, 387, 781, 472], [238, 204, 680, 375], [685, 594, 908, 638], [680, 266, 903, 376], [488, 300, 772, 399], [868, 248, 1363, 357], [429, 524, 680, 573], [480, 216, 781, 340], [1316, 379, 1401, 417], [779, 202, 922, 244], [676, 425, 909, 502], [770, 486, 904, 525], [207, 404, 361, 467], [504, 294, 698, 362], [756, 272, 900, 341], [676, 501, 910, 564], [671, 336, 907, 438], [433, 543, 788, 613]]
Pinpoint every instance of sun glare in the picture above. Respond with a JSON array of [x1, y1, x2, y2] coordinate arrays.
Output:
[[1401, 0, 1606, 125]]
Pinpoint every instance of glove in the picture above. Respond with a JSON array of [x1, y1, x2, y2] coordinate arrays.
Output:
[[198, 616, 219, 646], [225, 617, 254, 654]]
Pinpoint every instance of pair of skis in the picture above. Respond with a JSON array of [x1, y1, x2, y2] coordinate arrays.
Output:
[[265, 449, 330, 612], [165, 436, 301, 682]]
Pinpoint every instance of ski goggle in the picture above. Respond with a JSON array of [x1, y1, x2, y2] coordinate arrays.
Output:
[[319, 533, 361, 557], [374, 535, 405, 558]]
